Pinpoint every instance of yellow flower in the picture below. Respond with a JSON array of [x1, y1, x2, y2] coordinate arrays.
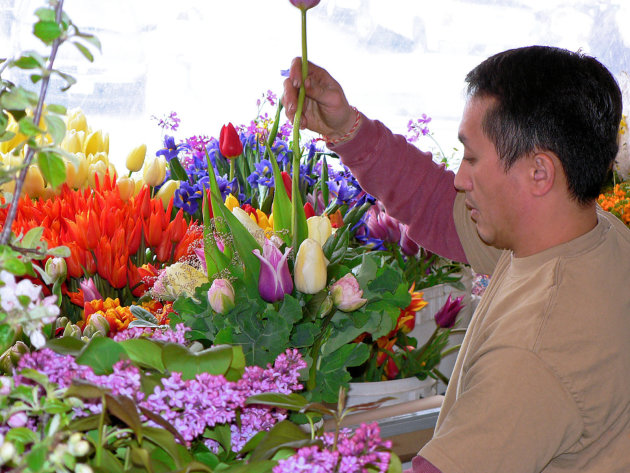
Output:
[[224, 193, 239, 211], [60, 130, 83, 154], [307, 215, 332, 247], [142, 156, 166, 187], [294, 238, 328, 294], [83, 130, 107, 156], [22, 165, 45, 198], [155, 179, 180, 209], [116, 176, 136, 202], [66, 109, 88, 134], [65, 154, 89, 189], [125, 144, 147, 173], [87, 161, 108, 188]]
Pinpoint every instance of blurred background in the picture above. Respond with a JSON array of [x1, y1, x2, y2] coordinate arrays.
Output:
[[2, 0, 629, 171]]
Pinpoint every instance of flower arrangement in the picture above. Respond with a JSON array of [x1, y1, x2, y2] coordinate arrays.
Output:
[[598, 182, 630, 227]]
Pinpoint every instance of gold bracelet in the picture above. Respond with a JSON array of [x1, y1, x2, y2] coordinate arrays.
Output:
[[322, 107, 361, 145]]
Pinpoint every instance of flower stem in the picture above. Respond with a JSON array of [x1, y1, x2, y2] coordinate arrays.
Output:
[[0, 0, 65, 245]]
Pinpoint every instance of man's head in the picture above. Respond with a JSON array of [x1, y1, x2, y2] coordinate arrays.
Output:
[[464, 45, 622, 205]]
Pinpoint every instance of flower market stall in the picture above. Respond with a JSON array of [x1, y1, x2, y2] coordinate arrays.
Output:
[[2, 0, 629, 471], [0, 1, 481, 471]]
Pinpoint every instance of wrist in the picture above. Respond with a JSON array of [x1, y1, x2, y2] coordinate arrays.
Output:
[[322, 107, 361, 145]]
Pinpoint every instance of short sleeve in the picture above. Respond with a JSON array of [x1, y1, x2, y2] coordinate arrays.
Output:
[[419, 348, 583, 473]]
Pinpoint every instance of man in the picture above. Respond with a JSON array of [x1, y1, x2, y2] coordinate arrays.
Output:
[[283, 46, 630, 472]]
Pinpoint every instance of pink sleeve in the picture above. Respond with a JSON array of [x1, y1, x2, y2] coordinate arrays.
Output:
[[403, 456, 443, 473], [330, 115, 467, 263]]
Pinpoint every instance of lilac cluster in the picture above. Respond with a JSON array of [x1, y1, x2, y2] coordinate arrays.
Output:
[[11, 347, 307, 454], [273, 423, 392, 473], [152, 111, 181, 132], [112, 323, 191, 345]]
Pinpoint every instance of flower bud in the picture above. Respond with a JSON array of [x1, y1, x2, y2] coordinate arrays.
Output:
[[330, 273, 367, 312], [0, 341, 30, 372], [142, 156, 167, 187], [434, 295, 465, 329], [68, 433, 90, 457], [63, 322, 83, 339], [83, 130, 105, 156], [252, 239, 293, 303], [7, 412, 27, 428], [207, 279, 236, 314], [289, 0, 321, 10], [66, 109, 88, 133], [61, 130, 83, 154], [83, 313, 109, 338], [294, 238, 328, 294], [80, 278, 102, 303], [116, 176, 136, 202], [0, 376, 12, 395], [219, 123, 243, 160], [45, 257, 67, 282], [125, 144, 147, 172], [155, 179, 180, 209], [307, 215, 332, 247], [0, 441, 16, 464], [87, 161, 108, 188], [22, 165, 45, 198], [65, 155, 89, 189], [75, 464, 93, 473]]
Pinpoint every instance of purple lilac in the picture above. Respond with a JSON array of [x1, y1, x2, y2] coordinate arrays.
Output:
[[406, 114, 432, 143], [112, 323, 190, 345]]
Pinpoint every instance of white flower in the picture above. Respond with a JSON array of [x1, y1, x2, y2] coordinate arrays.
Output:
[[28, 330, 46, 349]]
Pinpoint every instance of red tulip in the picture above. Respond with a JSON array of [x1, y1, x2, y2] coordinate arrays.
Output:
[[281, 171, 292, 200], [219, 123, 243, 160], [303, 202, 315, 219], [289, 0, 320, 10]]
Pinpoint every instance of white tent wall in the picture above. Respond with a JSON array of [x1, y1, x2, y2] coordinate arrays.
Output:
[[2, 0, 629, 171]]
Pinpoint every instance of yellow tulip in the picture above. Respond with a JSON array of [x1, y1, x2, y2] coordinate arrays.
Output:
[[65, 155, 89, 189], [88, 161, 108, 188], [88, 151, 109, 166], [155, 179, 180, 209], [83, 130, 104, 156], [134, 178, 145, 196], [116, 176, 136, 202], [232, 207, 267, 246], [66, 109, 88, 134], [125, 144, 147, 173], [22, 165, 45, 198], [307, 215, 332, 247], [224, 193, 239, 211], [0, 116, 24, 154], [61, 130, 83, 154], [102, 132, 109, 155], [294, 238, 328, 294], [142, 156, 166, 187]]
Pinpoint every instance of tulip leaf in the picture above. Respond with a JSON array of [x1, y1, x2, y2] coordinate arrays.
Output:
[[267, 149, 292, 246], [169, 156, 189, 181], [291, 162, 309, 252], [320, 155, 329, 210]]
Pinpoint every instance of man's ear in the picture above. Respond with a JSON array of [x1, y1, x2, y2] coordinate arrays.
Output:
[[530, 152, 556, 197]]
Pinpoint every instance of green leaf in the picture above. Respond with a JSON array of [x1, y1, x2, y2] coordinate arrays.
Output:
[[76, 337, 129, 375], [322, 225, 349, 265], [65, 379, 110, 399], [72, 40, 94, 62], [245, 392, 308, 411], [42, 398, 71, 414], [5, 427, 39, 445], [37, 151, 66, 188], [105, 393, 143, 442], [268, 150, 292, 246], [53, 70, 77, 91], [46, 103, 67, 115], [33, 21, 62, 44], [169, 156, 189, 181], [0, 87, 38, 110], [18, 116, 43, 137], [320, 155, 329, 209], [18, 368, 50, 387], [387, 452, 403, 473], [13, 53, 44, 70], [26, 444, 47, 471], [75, 31, 102, 51], [46, 245, 71, 258], [34, 7, 55, 21], [44, 114, 66, 144], [248, 420, 310, 462], [20, 226, 44, 249], [119, 338, 165, 372], [162, 344, 233, 380], [129, 305, 159, 324]]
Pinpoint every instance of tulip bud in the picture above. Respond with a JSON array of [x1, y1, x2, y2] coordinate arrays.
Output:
[[330, 273, 367, 312], [63, 322, 83, 339], [252, 239, 293, 302], [294, 238, 328, 294], [289, 0, 321, 10], [45, 257, 67, 282], [61, 130, 83, 154], [116, 176, 136, 202], [143, 156, 167, 187], [66, 109, 88, 133], [0, 342, 30, 372], [207, 279, 236, 314], [155, 179, 180, 209], [125, 144, 147, 172], [83, 313, 109, 338], [22, 165, 45, 197], [307, 215, 332, 247], [68, 433, 91, 457], [434, 295, 465, 329], [87, 160, 107, 188], [53, 316, 69, 332], [224, 193, 239, 211], [65, 155, 89, 189], [80, 278, 102, 303], [83, 130, 104, 156], [219, 123, 243, 160]]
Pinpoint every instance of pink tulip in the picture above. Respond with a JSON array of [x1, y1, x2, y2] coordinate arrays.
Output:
[[434, 295, 465, 329], [289, 0, 320, 10], [253, 240, 293, 303], [80, 278, 102, 303], [207, 279, 236, 314], [330, 273, 367, 312]]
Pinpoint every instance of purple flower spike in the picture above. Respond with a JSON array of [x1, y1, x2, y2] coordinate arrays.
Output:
[[253, 240, 293, 303], [289, 0, 320, 10], [434, 295, 465, 329]]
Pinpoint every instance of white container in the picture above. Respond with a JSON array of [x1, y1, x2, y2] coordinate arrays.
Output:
[[347, 376, 436, 407]]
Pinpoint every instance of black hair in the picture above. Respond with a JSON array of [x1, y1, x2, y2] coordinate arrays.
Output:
[[465, 45, 622, 205]]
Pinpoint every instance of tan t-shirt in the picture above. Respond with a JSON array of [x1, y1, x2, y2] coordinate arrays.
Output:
[[420, 192, 630, 473]]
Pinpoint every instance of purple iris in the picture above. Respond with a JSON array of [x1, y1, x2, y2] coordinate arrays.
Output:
[[252, 240, 293, 303], [156, 135, 189, 162]]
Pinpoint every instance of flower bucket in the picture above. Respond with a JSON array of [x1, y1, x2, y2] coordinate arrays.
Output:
[[347, 376, 436, 407]]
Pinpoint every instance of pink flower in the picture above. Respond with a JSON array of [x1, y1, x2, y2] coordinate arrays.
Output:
[[289, 0, 320, 10], [252, 239, 293, 303], [80, 277, 102, 303], [434, 295, 465, 329], [330, 273, 367, 312], [207, 279, 235, 314]]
